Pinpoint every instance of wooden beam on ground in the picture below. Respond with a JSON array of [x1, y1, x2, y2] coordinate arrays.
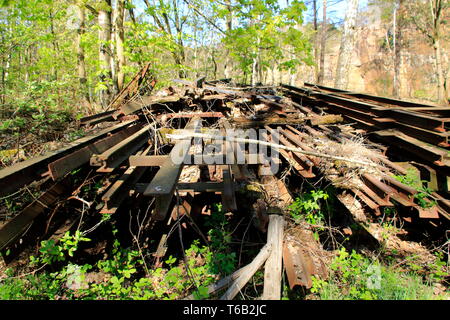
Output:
[[220, 243, 272, 300], [184, 265, 251, 300], [262, 214, 285, 300], [129, 155, 169, 167]]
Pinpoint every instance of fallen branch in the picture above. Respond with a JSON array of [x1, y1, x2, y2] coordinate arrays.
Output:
[[220, 243, 272, 300], [183, 264, 251, 300], [167, 132, 378, 167]]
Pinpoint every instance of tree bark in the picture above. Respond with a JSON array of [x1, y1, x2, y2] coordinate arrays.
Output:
[[433, 38, 447, 105], [115, 0, 125, 91], [334, 0, 359, 90], [224, 0, 233, 79], [317, 0, 327, 84], [429, 0, 447, 105], [313, 0, 320, 83], [98, 0, 113, 107], [76, 4, 90, 105]]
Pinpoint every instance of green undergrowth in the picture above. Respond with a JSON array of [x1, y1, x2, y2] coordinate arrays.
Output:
[[0, 234, 216, 300], [285, 186, 448, 300], [393, 168, 436, 209], [308, 248, 448, 300], [0, 204, 238, 300]]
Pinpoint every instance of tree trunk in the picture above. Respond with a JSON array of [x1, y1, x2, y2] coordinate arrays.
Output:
[[334, 0, 359, 90], [98, 0, 113, 107], [393, 0, 406, 98], [433, 38, 447, 105], [76, 4, 90, 105], [211, 47, 217, 79], [317, 0, 327, 84], [49, 10, 58, 81], [313, 0, 320, 82], [172, 0, 186, 78], [115, 0, 125, 91], [224, 0, 233, 79], [251, 53, 258, 86]]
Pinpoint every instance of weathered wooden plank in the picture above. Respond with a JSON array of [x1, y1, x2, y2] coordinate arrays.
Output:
[[129, 155, 169, 167], [263, 214, 285, 300], [183, 265, 250, 300], [220, 243, 272, 300]]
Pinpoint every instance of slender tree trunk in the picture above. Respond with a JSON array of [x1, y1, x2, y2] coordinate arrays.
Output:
[[98, 0, 113, 107], [334, 0, 359, 90], [172, 0, 186, 78], [224, 0, 233, 79], [252, 53, 257, 86], [128, 6, 145, 69], [313, 0, 320, 82], [76, 4, 90, 105], [110, 6, 118, 95], [49, 11, 58, 81], [433, 38, 447, 104], [115, 0, 125, 91], [444, 64, 450, 105], [211, 47, 217, 79], [317, 0, 327, 84]]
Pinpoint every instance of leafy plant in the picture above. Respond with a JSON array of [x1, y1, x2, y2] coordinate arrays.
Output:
[[205, 203, 237, 276], [289, 190, 329, 225], [30, 230, 91, 266], [393, 169, 436, 209], [310, 247, 443, 300]]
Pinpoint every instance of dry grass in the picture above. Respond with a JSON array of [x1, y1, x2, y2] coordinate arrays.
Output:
[[306, 134, 385, 189]]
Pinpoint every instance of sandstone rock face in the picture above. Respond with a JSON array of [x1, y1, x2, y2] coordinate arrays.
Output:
[[293, 5, 449, 103]]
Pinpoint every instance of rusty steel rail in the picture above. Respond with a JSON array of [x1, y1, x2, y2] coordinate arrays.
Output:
[[0, 121, 135, 197], [1, 79, 449, 264], [303, 82, 444, 109], [90, 123, 154, 172], [80, 110, 115, 126], [0, 178, 71, 251]]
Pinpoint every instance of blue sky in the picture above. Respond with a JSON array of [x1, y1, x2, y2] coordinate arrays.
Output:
[[301, 0, 370, 25], [133, 0, 370, 28]]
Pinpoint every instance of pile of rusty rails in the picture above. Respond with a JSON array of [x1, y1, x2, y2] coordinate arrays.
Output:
[[282, 83, 450, 191], [0, 71, 449, 285]]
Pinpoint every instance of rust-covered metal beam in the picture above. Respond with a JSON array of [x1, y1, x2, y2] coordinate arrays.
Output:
[[49, 124, 142, 180], [143, 118, 202, 220], [0, 178, 70, 251], [0, 121, 135, 197], [90, 123, 154, 172], [100, 146, 152, 214]]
